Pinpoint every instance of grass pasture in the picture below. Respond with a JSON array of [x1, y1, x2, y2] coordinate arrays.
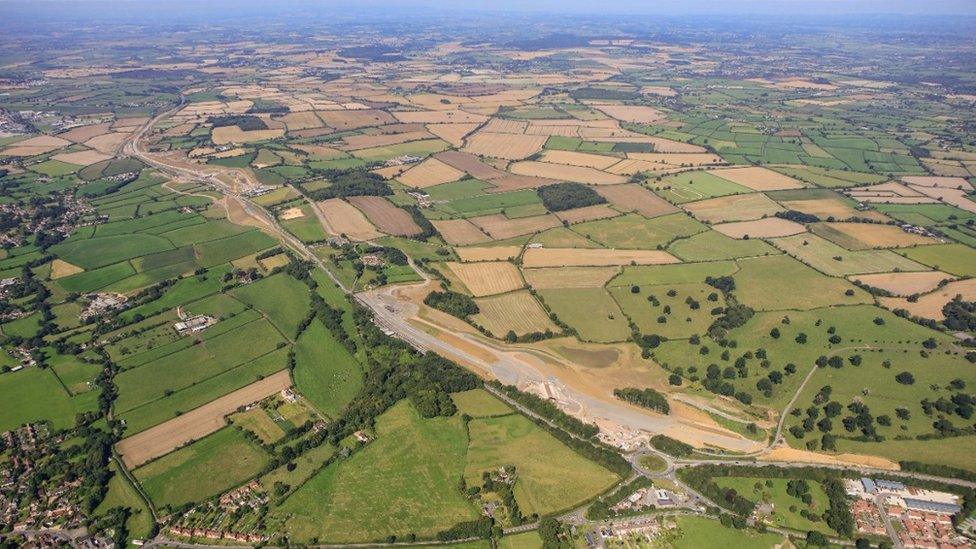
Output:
[[464, 413, 619, 517], [572, 212, 705, 249], [230, 273, 311, 338], [134, 426, 270, 509], [292, 319, 362, 418], [538, 288, 630, 342], [734, 255, 870, 310], [276, 401, 478, 543], [713, 477, 833, 534], [771, 233, 927, 276]]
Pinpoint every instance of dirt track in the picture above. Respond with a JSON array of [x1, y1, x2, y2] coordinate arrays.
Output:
[[117, 370, 291, 468]]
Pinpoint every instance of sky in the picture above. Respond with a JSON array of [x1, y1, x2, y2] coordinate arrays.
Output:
[[2, 0, 976, 16]]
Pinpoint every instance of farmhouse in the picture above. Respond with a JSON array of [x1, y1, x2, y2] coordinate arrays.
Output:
[[81, 292, 128, 320], [174, 315, 216, 335]]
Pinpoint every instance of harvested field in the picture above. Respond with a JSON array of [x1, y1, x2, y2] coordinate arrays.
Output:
[[445, 261, 524, 296], [813, 222, 937, 249], [595, 184, 678, 218], [713, 218, 807, 239], [426, 123, 480, 147], [392, 109, 488, 124], [211, 126, 284, 145], [456, 246, 522, 262], [482, 118, 527, 134], [346, 196, 422, 237], [851, 271, 954, 296], [278, 111, 324, 130], [777, 197, 870, 220], [880, 279, 976, 320], [463, 132, 548, 160], [708, 167, 805, 191], [908, 184, 976, 214], [471, 291, 559, 337], [317, 198, 383, 241], [469, 213, 562, 240], [683, 193, 783, 223], [84, 132, 131, 154], [626, 153, 725, 166], [509, 161, 627, 185], [435, 151, 508, 180], [902, 176, 972, 189], [431, 219, 490, 245], [522, 248, 679, 268], [116, 370, 290, 469], [0, 135, 72, 156], [555, 204, 621, 224], [59, 122, 112, 143], [539, 150, 620, 170], [396, 157, 465, 188], [52, 149, 112, 166], [50, 259, 84, 279], [523, 266, 619, 289], [592, 105, 664, 124], [318, 109, 397, 130], [341, 131, 433, 151]]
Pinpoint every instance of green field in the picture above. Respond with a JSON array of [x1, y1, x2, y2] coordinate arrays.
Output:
[[230, 273, 310, 338], [96, 462, 155, 542], [0, 367, 98, 431], [664, 516, 784, 549], [609, 282, 726, 339], [772, 233, 927, 276], [452, 388, 513, 417], [668, 229, 778, 261], [898, 243, 976, 276], [114, 318, 285, 413], [464, 413, 619, 517], [291, 320, 362, 418], [734, 255, 871, 310], [134, 426, 270, 509], [609, 260, 739, 287], [119, 346, 289, 434], [714, 477, 833, 534], [276, 401, 479, 543], [52, 234, 175, 270], [539, 287, 630, 342], [653, 171, 753, 204], [572, 212, 705, 249]]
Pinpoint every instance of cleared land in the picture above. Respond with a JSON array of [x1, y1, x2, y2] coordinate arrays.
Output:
[[116, 370, 290, 468], [471, 291, 559, 336], [347, 195, 423, 237], [446, 261, 525, 296]]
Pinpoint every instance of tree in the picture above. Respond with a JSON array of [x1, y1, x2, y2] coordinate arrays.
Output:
[[895, 371, 915, 385]]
